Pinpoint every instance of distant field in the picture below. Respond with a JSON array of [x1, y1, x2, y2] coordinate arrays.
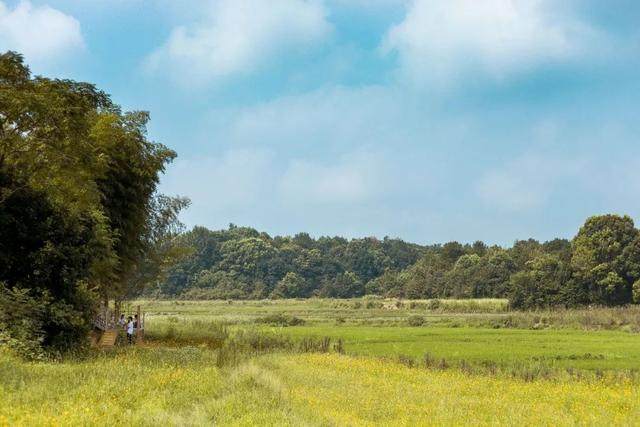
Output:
[[137, 298, 509, 325], [139, 298, 640, 373], [137, 298, 640, 331]]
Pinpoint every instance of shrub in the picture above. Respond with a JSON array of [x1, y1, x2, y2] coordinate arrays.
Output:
[[407, 315, 425, 326], [254, 313, 305, 327], [427, 299, 441, 310], [0, 285, 46, 359], [365, 300, 383, 309]]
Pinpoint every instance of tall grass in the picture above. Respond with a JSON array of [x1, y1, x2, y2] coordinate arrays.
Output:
[[144, 319, 342, 368], [460, 305, 640, 332], [393, 352, 640, 384], [3, 349, 639, 426]]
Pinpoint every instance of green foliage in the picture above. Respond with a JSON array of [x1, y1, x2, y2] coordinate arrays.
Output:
[[92, 111, 178, 298], [319, 272, 364, 298], [633, 280, 640, 304], [0, 52, 180, 353], [402, 251, 450, 299], [0, 285, 46, 359], [407, 315, 425, 326], [271, 272, 309, 298], [0, 169, 98, 353], [157, 215, 640, 307], [254, 313, 306, 327], [571, 215, 639, 305], [508, 254, 572, 309], [159, 227, 421, 300]]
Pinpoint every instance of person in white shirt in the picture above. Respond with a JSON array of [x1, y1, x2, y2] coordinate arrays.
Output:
[[126, 316, 134, 344]]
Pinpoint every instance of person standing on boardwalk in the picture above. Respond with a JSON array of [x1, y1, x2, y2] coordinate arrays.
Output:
[[126, 316, 134, 344]]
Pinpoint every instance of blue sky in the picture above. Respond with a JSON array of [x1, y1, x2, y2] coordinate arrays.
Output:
[[2, 0, 640, 245]]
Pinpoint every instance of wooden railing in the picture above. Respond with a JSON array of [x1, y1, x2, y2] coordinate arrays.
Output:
[[94, 306, 115, 331]]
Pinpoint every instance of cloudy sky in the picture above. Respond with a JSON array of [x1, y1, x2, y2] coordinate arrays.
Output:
[[3, 0, 640, 245]]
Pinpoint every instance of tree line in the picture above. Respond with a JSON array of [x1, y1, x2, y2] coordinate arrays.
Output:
[[155, 214, 640, 309], [0, 52, 187, 356]]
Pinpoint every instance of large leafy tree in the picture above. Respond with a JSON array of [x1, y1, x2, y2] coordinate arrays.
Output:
[[0, 52, 180, 352], [0, 52, 111, 212], [571, 215, 639, 305], [91, 111, 178, 299]]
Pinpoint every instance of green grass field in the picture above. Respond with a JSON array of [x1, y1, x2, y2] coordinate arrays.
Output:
[[139, 298, 640, 331], [142, 299, 640, 372], [2, 298, 640, 426], [276, 325, 640, 370]]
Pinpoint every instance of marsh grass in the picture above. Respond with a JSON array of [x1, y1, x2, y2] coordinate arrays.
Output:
[[137, 298, 640, 331], [460, 306, 640, 332], [399, 352, 640, 384], [144, 320, 342, 369]]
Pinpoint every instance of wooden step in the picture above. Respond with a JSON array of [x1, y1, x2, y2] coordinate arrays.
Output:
[[98, 329, 118, 347]]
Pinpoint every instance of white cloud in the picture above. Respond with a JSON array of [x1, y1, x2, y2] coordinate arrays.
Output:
[[0, 1, 83, 65], [476, 159, 549, 212], [168, 84, 447, 227], [382, 0, 595, 87], [475, 152, 585, 212], [227, 85, 418, 152], [279, 152, 384, 205], [161, 148, 276, 213], [146, 0, 331, 84]]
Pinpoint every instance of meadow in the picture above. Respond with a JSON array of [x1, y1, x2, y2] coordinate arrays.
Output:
[[139, 298, 640, 331], [2, 298, 640, 426]]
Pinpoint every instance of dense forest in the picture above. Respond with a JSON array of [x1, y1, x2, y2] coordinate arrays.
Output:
[[154, 214, 640, 309]]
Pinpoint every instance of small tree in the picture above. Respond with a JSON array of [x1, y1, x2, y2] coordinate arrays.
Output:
[[270, 272, 308, 299], [320, 272, 364, 298]]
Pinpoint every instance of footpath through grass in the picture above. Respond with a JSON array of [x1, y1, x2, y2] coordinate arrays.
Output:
[[1, 348, 639, 426]]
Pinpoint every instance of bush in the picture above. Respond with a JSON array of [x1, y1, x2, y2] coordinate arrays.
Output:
[[0, 169, 98, 355], [407, 315, 425, 327], [427, 299, 441, 310], [0, 285, 46, 359], [0, 283, 97, 358], [254, 313, 305, 327]]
